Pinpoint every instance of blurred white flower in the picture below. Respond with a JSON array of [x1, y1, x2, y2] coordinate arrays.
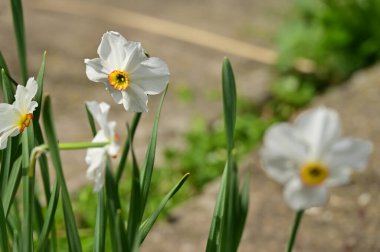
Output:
[[84, 31, 169, 112], [260, 107, 372, 210], [0, 77, 38, 149], [85, 101, 119, 192]]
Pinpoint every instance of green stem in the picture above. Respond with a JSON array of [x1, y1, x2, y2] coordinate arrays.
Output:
[[29, 141, 109, 176], [286, 210, 304, 252]]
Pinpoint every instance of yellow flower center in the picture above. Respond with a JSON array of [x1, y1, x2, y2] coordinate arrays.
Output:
[[18, 113, 33, 133], [108, 70, 129, 91], [300, 161, 329, 187]]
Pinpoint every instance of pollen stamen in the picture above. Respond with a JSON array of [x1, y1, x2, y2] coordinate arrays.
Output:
[[108, 70, 129, 91], [300, 161, 329, 187], [19, 113, 33, 133]]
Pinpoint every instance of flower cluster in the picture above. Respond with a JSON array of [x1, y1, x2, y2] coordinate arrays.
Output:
[[260, 107, 372, 210], [0, 77, 38, 149], [84, 31, 169, 190]]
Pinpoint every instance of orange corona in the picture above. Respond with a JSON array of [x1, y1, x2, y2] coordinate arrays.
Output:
[[300, 161, 329, 187], [108, 70, 129, 91], [18, 113, 33, 133]]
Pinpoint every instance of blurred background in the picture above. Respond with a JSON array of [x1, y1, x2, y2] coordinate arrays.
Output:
[[1, 0, 380, 251]]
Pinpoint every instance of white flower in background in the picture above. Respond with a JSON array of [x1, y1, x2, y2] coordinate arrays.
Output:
[[84, 31, 169, 112], [260, 107, 372, 210], [85, 101, 119, 192], [0, 78, 38, 149]]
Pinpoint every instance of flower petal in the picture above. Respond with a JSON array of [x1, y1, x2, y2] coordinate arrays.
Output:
[[284, 178, 328, 210], [295, 107, 341, 159], [97, 31, 128, 69], [0, 104, 19, 132], [85, 147, 107, 192], [86, 101, 110, 131], [0, 126, 19, 150], [84, 58, 110, 83], [14, 78, 38, 114], [121, 84, 148, 112], [121, 41, 147, 73], [130, 57, 169, 95], [323, 138, 373, 186], [104, 84, 123, 104]]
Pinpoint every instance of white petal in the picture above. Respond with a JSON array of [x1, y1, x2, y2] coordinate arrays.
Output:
[[121, 84, 148, 112], [121, 41, 147, 73], [0, 104, 19, 132], [14, 78, 38, 114], [85, 147, 107, 192], [323, 138, 373, 186], [0, 126, 19, 150], [86, 101, 110, 131], [295, 107, 341, 159], [105, 84, 123, 104], [130, 57, 169, 95], [84, 58, 110, 83], [284, 178, 329, 210], [97, 31, 128, 69]]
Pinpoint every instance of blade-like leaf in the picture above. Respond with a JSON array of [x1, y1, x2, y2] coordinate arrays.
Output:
[[42, 96, 82, 252], [140, 86, 168, 212], [10, 0, 28, 83], [36, 180, 60, 252], [1, 69, 15, 103], [85, 104, 97, 137], [222, 58, 237, 153], [0, 199, 10, 252], [206, 165, 227, 252], [116, 210, 128, 251], [34, 51, 46, 122], [139, 173, 190, 243], [126, 130, 141, 250], [0, 51, 9, 73], [2, 156, 22, 217], [116, 112, 142, 183], [94, 189, 106, 252]]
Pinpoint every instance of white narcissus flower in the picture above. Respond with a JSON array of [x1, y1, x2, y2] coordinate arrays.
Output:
[[0, 77, 38, 149], [84, 31, 169, 112], [85, 101, 119, 192], [260, 107, 372, 210]]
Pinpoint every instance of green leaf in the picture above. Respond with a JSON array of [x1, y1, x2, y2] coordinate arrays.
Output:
[[85, 104, 97, 137], [0, 199, 10, 252], [34, 52, 46, 122], [140, 87, 168, 213], [139, 173, 190, 243], [2, 156, 22, 217], [42, 96, 82, 252], [206, 164, 227, 252], [116, 112, 142, 183], [94, 189, 106, 252], [126, 130, 142, 250], [10, 0, 28, 83], [1, 69, 15, 103], [36, 180, 60, 252], [221, 58, 237, 153], [0, 52, 9, 73], [116, 210, 128, 251]]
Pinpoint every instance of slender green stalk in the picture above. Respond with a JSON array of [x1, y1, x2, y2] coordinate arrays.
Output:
[[286, 210, 304, 252]]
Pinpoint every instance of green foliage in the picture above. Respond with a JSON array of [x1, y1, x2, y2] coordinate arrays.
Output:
[[278, 0, 380, 82]]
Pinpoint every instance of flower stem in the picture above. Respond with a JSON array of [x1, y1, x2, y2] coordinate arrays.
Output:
[[29, 141, 109, 176], [286, 210, 304, 252]]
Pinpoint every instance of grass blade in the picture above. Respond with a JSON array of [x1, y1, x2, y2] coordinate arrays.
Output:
[[139, 173, 190, 243], [94, 189, 106, 252], [34, 52, 46, 123], [116, 112, 142, 183], [2, 156, 22, 217], [140, 87, 168, 213], [1, 69, 15, 103], [85, 104, 97, 137], [233, 172, 250, 250], [126, 125, 142, 250], [42, 95, 83, 252], [0, 199, 10, 252], [0, 51, 9, 73], [10, 0, 28, 83], [36, 180, 60, 252], [221, 58, 237, 153]]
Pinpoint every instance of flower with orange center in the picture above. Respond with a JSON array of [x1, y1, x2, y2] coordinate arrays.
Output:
[[0, 78, 38, 149], [85, 101, 119, 192], [84, 31, 169, 112], [260, 107, 372, 210]]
